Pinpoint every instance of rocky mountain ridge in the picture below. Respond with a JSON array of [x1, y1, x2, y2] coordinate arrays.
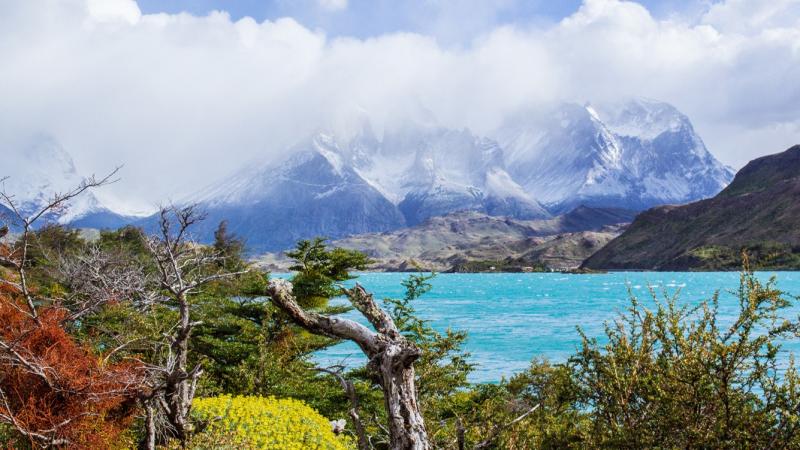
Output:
[[2, 99, 734, 255], [256, 206, 635, 272], [0, 135, 136, 230], [583, 145, 800, 270], [497, 98, 734, 212], [190, 99, 732, 251]]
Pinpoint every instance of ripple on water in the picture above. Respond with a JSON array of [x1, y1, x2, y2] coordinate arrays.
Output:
[[305, 271, 800, 383]]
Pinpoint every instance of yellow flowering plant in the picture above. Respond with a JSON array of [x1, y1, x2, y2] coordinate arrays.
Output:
[[189, 395, 354, 450]]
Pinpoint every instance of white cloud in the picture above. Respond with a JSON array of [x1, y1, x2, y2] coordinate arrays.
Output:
[[317, 0, 348, 12], [703, 0, 800, 34], [0, 0, 798, 212], [87, 0, 141, 24]]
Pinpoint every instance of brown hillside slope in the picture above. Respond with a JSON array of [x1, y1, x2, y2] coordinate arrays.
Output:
[[255, 207, 633, 272], [583, 145, 800, 270]]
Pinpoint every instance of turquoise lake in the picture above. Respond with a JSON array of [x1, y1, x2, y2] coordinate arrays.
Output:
[[274, 272, 800, 383]]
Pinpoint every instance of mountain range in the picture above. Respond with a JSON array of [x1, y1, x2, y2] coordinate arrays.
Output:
[[496, 99, 734, 212], [583, 145, 800, 270], [255, 206, 635, 272], [1, 99, 734, 253], [0, 135, 136, 230], [187, 99, 733, 251]]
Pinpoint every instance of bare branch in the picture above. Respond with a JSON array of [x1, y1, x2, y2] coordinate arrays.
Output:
[[25, 167, 121, 227], [316, 365, 371, 450], [473, 404, 540, 450], [57, 245, 155, 321], [142, 204, 246, 446], [0, 167, 121, 322], [268, 279, 430, 449], [268, 279, 380, 355]]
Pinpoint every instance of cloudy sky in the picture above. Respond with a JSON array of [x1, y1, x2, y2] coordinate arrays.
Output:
[[1, 0, 799, 213]]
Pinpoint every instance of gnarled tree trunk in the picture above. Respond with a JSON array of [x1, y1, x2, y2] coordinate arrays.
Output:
[[268, 279, 431, 450], [143, 206, 246, 448]]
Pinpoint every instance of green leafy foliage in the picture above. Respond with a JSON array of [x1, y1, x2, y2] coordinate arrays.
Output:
[[568, 269, 800, 448], [12, 223, 800, 449], [690, 242, 800, 270], [386, 274, 474, 444], [212, 220, 246, 271], [460, 267, 800, 449], [191, 238, 370, 418], [286, 238, 370, 308]]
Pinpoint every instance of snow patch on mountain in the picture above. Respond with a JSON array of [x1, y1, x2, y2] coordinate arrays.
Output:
[[484, 168, 529, 200], [1, 135, 102, 223], [0, 134, 140, 230], [313, 134, 345, 175], [495, 99, 734, 212], [597, 98, 686, 140], [193, 98, 729, 249]]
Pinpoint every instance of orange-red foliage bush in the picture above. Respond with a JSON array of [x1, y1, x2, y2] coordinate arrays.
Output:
[[0, 285, 145, 448]]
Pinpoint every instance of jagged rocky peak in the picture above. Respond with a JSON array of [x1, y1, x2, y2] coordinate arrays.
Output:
[[495, 99, 733, 213], [594, 98, 735, 204], [184, 127, 407, 252], [379, 122, 550, 224], [0, 134, 101, 222], [2, 134, 81, 208], [183, 98, 731, 251], [496, 102, 626, 210], [594, 97, 688, 140], [0, 133, 135, 229], [188, 113, 553, 251], [313, 117, 551, 224]]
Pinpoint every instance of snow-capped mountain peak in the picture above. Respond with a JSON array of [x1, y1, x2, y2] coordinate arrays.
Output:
[[495, 99, 733, 213], [2, 135, 79, 206], [0, 134, 132, 228], [187, 98, 730, 250], [188, 119, 553, 249], [1, 135, 98, 221], [2, 98, 735, 251], [596, 97, 690, 140]]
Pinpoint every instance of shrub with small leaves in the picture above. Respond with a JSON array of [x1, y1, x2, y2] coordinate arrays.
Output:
[[190, 395, 354, 449]]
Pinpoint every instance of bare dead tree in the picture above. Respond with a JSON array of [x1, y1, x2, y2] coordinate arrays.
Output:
[[57, 244, 156, 322], [142, 205, 247, 447], [268, 279, 431, 450], [0, 169, 146, 447], [0, 169, 120, 322], [0, 167, 119, 332], [317, 365, 371, 450]]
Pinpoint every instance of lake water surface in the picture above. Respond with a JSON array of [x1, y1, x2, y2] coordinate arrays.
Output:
[[275, 271, 800, 383]]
